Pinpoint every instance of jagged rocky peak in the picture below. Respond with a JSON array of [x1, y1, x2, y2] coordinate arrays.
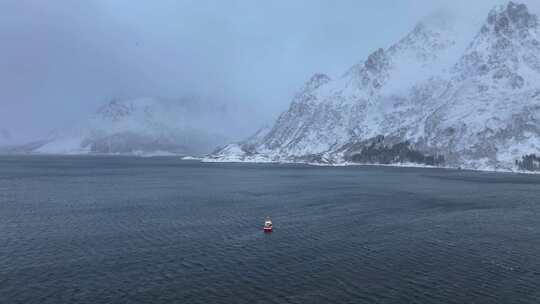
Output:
[[455, 1, 540, 86], [303, 73, 331, 92], [352, 48, 391, 91], [483, 1, 538, 34], [392, 18, 457, 59], [97, 99, 136, 121], [290, 73, 331, 105], [364, 48, 388, 73], [399, 22, 444, 47], [97, 97, 159, 117], [343, 16, 459, 93]]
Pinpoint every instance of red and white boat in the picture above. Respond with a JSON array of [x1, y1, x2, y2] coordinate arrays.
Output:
[[263, 217, 273, 232]]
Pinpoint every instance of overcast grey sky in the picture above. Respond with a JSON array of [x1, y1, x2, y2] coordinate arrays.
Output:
[[1, 0, 539, 143]]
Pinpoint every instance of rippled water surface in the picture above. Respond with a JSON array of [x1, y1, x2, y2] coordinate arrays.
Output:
[[2, 156, 540, 303]]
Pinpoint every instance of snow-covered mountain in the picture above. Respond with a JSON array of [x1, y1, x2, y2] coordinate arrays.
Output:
[[207, 2, 540, 171], [29, 97, 229, 156]]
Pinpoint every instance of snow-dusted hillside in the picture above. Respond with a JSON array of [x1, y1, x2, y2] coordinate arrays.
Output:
[[31, 97, 229, 156], [207, 2, 540, 171]]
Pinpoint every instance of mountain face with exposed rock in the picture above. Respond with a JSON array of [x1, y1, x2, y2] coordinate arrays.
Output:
[[207, 2, 540, 171], [26, 97, 229, 156]]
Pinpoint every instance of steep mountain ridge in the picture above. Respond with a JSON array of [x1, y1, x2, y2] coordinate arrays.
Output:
[[422, 1, 540, 168], [207, 2, 540, 171]]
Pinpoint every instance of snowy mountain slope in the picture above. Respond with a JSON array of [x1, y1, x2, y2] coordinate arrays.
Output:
[[207, 2, 540, 171], [207, 8, 469, 163], [32, 97, 229, 156], [208, 124, 273, 162], [419, 1, 540, 168]]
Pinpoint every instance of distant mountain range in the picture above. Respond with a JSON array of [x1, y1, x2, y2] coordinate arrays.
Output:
[[4, 97, 229, 156], [207, 1, 540, 171]]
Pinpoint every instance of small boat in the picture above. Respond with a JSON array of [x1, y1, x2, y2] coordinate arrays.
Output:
[[263, 217, 273, 232]]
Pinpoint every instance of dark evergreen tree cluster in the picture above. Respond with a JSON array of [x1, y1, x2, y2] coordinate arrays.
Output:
[[350, 141, 444, 166], [515, 154, 540, 171]]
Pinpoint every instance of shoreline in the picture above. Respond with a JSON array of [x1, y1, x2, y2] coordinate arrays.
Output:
[[202, 158, 540, 175], [1, 153, 538, 175]]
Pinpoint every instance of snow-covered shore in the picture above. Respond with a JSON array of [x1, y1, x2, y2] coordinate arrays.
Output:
[[200, 157, 540, 175]]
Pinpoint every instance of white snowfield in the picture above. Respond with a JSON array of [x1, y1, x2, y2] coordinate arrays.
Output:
[[206, 2, 540, 172]]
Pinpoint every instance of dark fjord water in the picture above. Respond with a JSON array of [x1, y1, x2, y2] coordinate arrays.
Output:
[[1, 156, 540, 304]]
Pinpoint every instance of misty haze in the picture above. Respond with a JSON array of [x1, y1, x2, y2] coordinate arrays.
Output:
[[3, 1, 540, 303]]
